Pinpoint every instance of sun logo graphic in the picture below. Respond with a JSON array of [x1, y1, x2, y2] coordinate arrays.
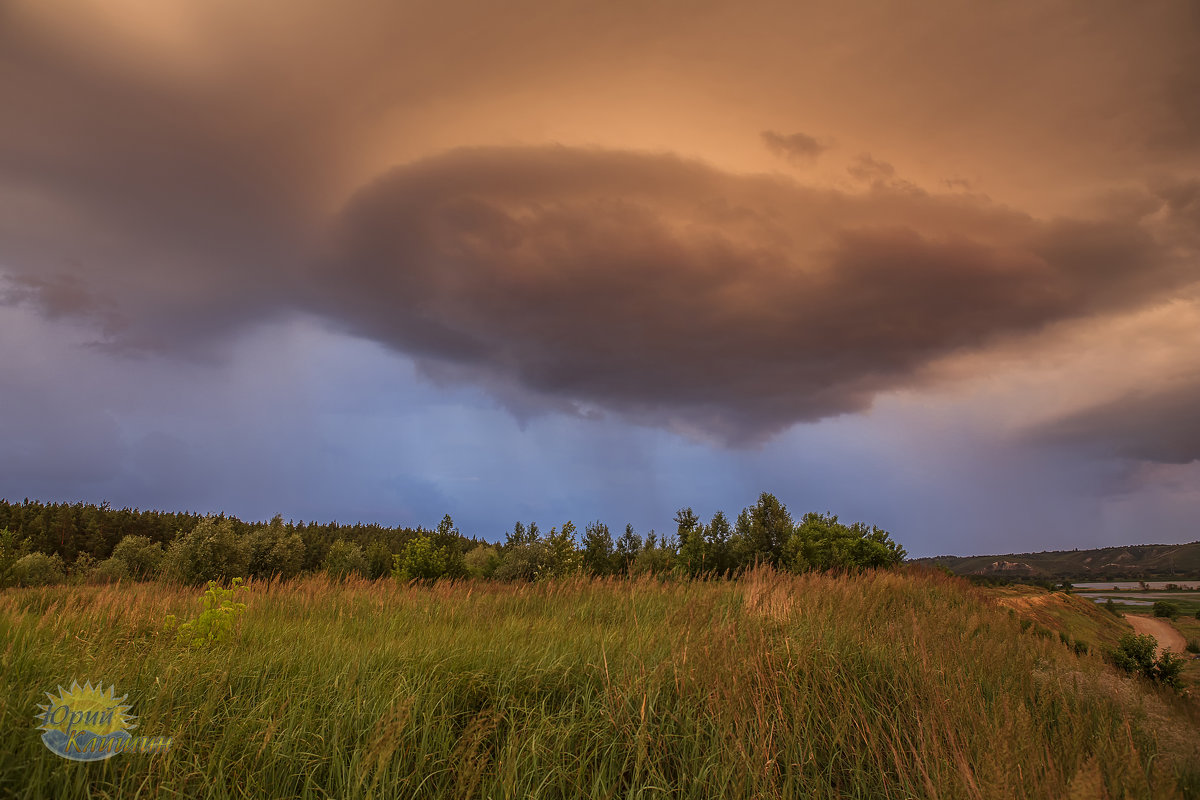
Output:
[[35, 680, 172, 761]]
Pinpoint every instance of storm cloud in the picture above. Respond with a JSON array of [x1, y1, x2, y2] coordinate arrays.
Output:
[[1034, 376, 1200, 465], [317, 146, 1190, 441], [0, 0, 1197, 455]]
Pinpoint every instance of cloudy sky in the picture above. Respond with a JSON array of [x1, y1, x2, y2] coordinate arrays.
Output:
[[2, 0, 1198, 556]]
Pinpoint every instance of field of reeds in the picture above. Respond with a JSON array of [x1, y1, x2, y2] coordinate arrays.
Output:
[[1, 568, 1198, 799]]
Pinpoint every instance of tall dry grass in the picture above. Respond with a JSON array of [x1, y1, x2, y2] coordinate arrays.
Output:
[[1, 568, 1197, 799]]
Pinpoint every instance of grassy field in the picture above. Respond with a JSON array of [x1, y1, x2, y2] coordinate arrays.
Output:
[[2, 569, 1199, 799]]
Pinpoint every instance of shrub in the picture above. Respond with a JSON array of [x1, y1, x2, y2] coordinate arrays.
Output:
[[161, 516, 250, 585], [1074, 640, 1090, 656], [1059, 631, 1070, 645], [12, 552, 65, 587], [1155, 651, 1185, 690], [247, 517, 305, 580], [90, 557, 128, 584], [365, 540, 394, 580], [1104, 598, 1121, 616], [464, 545, 500, 579], [69, 553, 97, 582], [394, 534, 453, 581], [632, 543, 675, 576], [1110, 633, 1157, 677], [784, 512, 906, 572], [110, 535, 165, 580], [1109, 633, 1183, 688], [0, 528, 30, 588], [492, 540, 548, 582], [323, 539, 368, 581], [1186, 639, 1200, 655], [1152, 601, 1181, 619], [164, 579, 247, 648]]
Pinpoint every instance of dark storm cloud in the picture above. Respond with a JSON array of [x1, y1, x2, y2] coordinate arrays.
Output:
[[761, 130, 827, 162], [317, 146, 1190, 442], [1145, 3, 1200, 155], [0, 11, 311, 353], [2, 0, 1198, 446], [1032, 378, 1200, 464]]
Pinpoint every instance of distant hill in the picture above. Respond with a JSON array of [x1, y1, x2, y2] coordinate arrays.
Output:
[[914, 540, 1200, 580]]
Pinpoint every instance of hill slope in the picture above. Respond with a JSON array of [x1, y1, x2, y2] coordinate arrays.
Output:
[[915, 540, 1200, 580]]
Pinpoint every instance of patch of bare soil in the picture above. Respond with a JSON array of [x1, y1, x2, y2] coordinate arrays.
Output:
[[1126, 614, 1187, 654]]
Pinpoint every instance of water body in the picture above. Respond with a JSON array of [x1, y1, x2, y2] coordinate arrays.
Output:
[[1082, 596, 1153, 606], [1073, 581, 1200, 590]]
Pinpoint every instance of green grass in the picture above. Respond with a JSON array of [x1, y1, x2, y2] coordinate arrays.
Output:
[[1, 569, 1198, 799], [1079, 593, 1200, 619], [1171, 616, 1200, 690]]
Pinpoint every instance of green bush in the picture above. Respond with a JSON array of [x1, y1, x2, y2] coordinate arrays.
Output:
[[491, 540, 548, 582], [365, 540, 394, 580], [394, 534, 452, 581], [1155, 652, 1185, 690], [0, 528, 31, 588], [464, 545, 500, 579], [1152, 600, 1181, 619], [11, 552, 65, 587], [1186, 639, 1199, 655], [90, 557, 129, 584], [247, 517, 305, 580], [1109, 633, 1183, 689], [165, 579, 247, 648], [784, 512, 906, 572], [1110, 633, 1157, 676], [632, 541, 675, 576], [110, 535, 165, 580], [161, 517, 250, 585], [69, 553, 97, 582], [323, 539, 368, 581], [492, 522, 582, 580], [1073, 640, 1089, 656], [1104, 598, 1121, 616]]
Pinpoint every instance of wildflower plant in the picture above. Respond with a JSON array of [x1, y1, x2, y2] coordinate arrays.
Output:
[[164, 578, 247, 648]]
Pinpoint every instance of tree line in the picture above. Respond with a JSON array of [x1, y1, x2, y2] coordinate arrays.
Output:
[[0, 493, 905, 587]]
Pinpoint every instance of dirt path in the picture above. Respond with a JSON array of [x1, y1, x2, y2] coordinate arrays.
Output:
[[1126, 615, 1188, 654]]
